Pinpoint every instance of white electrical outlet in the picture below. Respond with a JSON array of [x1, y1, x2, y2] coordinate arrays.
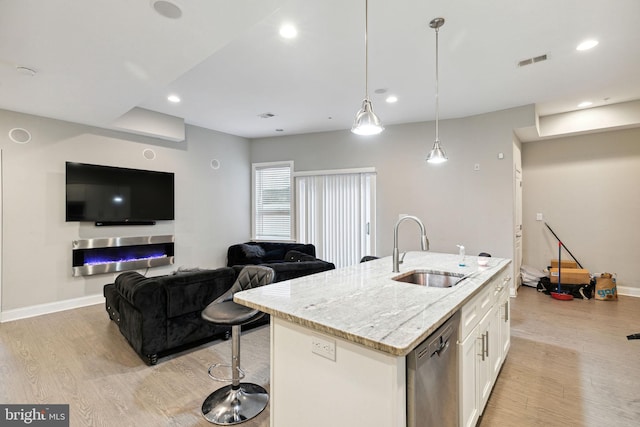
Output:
[[536, 213, 544, 221], [311, 335, 336, 361]]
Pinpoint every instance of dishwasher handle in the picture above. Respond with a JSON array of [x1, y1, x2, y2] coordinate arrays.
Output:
[[417, 317, 458, 360], [431, 339, 450, 358]]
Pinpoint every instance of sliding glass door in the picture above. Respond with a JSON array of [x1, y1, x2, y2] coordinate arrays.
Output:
[[295, 169, 376, 268]]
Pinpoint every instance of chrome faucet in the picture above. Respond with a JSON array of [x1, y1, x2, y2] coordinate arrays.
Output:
[[392, 215, 429, 272]]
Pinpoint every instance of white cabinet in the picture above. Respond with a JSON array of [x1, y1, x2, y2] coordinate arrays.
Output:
[[459, 327, 479, 427], [499, 290, 511, 357], [480, 306, 498, 411], [458, 264, 512, 427]]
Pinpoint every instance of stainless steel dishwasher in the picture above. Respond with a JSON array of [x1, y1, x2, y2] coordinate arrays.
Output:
[[407, 310, 460, 427]]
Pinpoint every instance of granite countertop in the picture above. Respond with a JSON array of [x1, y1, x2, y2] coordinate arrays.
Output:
[[234, 251, 511, 357]]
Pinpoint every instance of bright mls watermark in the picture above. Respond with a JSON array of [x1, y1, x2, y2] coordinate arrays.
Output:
[[0, 405, 69, 426]]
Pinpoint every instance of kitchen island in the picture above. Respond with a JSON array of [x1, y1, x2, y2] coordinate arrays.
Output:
[[235, 251, 512, 427]]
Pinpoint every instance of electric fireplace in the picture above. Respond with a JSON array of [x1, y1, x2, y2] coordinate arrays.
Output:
[[72, 235, 174, 277]]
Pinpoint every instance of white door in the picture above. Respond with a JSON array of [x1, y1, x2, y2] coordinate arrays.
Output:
[[0, 149, 3, 317], [513, 141, 523, 295], [514, 167, 523, 291]]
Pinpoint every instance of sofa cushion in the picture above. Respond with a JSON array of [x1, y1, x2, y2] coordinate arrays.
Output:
[[169, 266, 206, 275], [160, 268, 236, 318], [263, 248, 286, 261], [284, 250, 317, 262], [269, 260, 335, 282], [240, 243, 265, 258]]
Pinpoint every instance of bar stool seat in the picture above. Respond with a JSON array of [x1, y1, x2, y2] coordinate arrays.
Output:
[[201, 265, 275, 425]]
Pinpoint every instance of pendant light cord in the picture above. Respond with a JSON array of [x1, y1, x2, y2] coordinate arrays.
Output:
[[365, 0, 369, 98], [434, 25, 440, 142]]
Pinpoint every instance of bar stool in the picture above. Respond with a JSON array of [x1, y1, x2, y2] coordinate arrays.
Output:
[[200, 265, 275, 425]]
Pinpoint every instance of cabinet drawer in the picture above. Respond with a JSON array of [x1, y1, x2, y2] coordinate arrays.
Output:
[[492, 268, 512, 305], [459, 284, 492, 340], [459, 265, 512, 341]]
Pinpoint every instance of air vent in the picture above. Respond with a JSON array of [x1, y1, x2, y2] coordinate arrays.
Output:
[[517, 54, 548, 67], [258, 112, 276, 119]]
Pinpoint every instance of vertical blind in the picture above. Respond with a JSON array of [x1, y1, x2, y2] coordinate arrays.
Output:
[[253, 163, 292, 241], [296, 171, 375, 268]]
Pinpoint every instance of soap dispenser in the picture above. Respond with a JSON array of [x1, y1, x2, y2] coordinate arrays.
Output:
[[456, 244, 466, 267]]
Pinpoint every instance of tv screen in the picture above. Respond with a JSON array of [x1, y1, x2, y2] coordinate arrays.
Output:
[[65, 162, 174, 223]]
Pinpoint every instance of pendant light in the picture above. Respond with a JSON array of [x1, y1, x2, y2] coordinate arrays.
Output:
[[351, 0, 384, 135], [426, 17, 448, 164]]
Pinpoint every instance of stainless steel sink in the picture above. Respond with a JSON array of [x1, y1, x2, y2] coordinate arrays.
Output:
[[392, 270, 465, 288]]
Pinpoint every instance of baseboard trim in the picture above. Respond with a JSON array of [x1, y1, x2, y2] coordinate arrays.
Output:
[[618, 286, 640, 298], [0, 294, 104, 323]]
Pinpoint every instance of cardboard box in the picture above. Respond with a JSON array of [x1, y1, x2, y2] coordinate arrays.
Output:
[[549, 268, 590, 284], [550, 259, 578, 269]]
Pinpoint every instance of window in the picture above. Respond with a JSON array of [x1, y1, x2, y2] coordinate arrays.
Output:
[[252, 161, 293, 241], [296, 168, 376, 268]]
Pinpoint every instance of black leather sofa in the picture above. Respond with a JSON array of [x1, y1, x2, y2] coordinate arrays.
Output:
[[103, 267, 268, 365], [227, 242, 335, 281]]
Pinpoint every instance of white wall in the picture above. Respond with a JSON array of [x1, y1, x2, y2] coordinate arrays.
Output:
[[250, 105, 535, 261], [522, 127, 640, 291], [0, 109, 251, 312]]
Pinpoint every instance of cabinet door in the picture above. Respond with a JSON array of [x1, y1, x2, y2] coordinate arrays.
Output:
[[489, 304, 503, 383], [477, 310, 493, 413], [501, 295, 511, 357], [459, 328, 480, 427]]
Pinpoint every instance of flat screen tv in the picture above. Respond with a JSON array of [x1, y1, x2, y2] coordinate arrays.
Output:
[[65, 162, 174, 225]]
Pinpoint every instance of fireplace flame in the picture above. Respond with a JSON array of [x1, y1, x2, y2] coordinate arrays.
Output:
[[84, 253, 167, 266]]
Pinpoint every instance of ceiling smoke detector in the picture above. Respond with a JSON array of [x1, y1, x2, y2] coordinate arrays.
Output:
[[517, 54, 548, 67]]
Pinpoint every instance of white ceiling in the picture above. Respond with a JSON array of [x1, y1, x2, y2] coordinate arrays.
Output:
[[2, 0, 640, 139]]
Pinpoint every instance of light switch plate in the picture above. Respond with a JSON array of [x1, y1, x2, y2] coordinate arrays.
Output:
[[536, 213, 544, 221]]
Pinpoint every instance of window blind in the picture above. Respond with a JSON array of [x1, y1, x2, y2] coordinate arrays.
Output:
[[296, 171, 376, 268], [253, 163, 292, 241]]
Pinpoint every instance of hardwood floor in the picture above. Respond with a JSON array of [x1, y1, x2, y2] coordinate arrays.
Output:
[[480, 286, 640, 427], [0, 286, 638, 426], [0, 307, 270, 426]]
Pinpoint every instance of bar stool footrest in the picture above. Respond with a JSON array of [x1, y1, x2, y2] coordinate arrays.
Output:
[[208, 363, 245, 382]]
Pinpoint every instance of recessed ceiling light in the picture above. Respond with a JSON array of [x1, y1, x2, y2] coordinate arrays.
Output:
[[385, 95, 398, 103], [279, 24, 297, 39], [152, 0, 182, 19], [576, 39, 598, 51], [167, 94, 181, 103], [578, 101, 593, 108]]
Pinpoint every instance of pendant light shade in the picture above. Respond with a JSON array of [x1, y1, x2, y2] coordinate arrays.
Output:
[[352, 0, 383, 136], [352, 98, 383, 135], [426, 140, 447, 163], [426, 17, 447, 164]]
